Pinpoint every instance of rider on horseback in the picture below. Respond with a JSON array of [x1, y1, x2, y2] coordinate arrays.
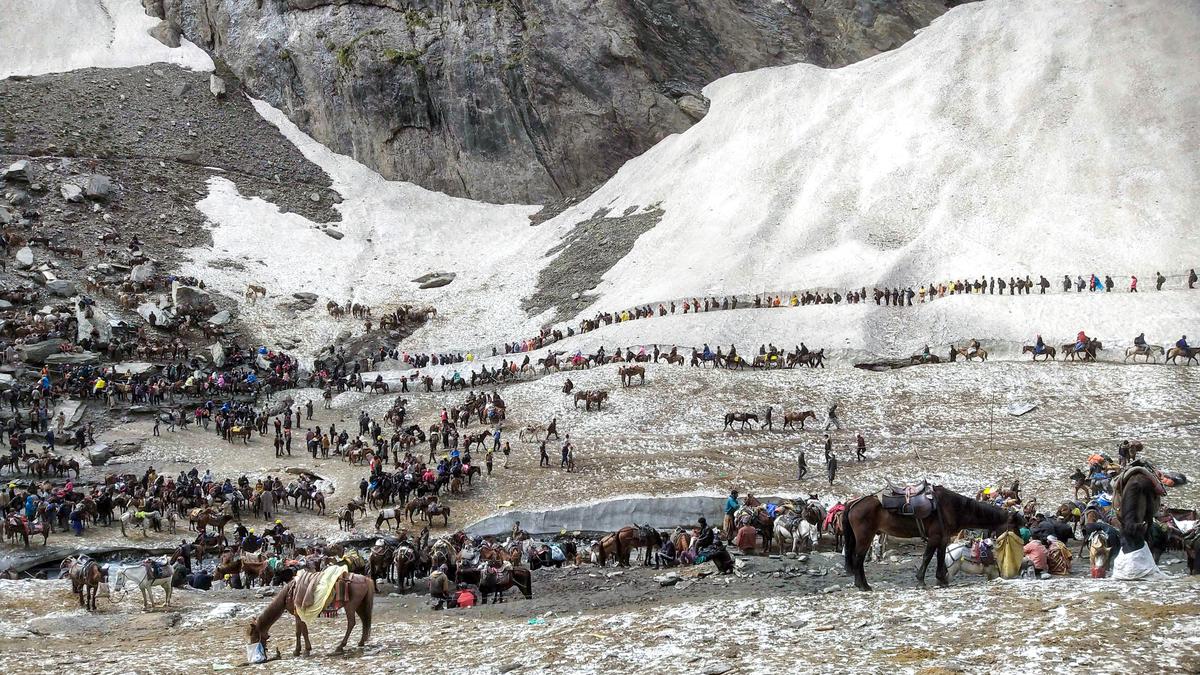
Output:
[[1075, 330, 1089, 352], [1034, 334, 1045, 354], [1178, 335, 1191, 351], [967, 338, 980, 357], [1134, 332, 1147, 352]]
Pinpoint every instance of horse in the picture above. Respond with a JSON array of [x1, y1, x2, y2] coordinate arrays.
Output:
[[424, 504, 451, 527], [1063, 339, 1103, 362], [454, 565, 533, 604], [1166, 346, 1200, 365], [782, 410, 816, 430], [113, 563, 174, 610], [773, 513, 818, 555], [369, 381, 389, 393], [228, 426, 253, 444], [723, 412, 758, 430], [1022, 345, 1056, 361], [339, 503, 364, 531], [1115, 464, 1164, 553], [1124, 345, 1164, 363], [375, 508, 404, 531], [120, 510, 161, 538], [843, 486, 1023, 591], [248, 570, 374, 656], [573, 390, 608, 410], [61, 556, 103, 610], [955, 346, 988, 362], [618, 365, 645, 387], [944, 539, 999, 580], [1086, 530, 1113, 577]]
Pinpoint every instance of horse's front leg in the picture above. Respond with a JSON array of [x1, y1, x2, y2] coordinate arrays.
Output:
[[915, 543, 937, 586], [294, 619, 303, 656]]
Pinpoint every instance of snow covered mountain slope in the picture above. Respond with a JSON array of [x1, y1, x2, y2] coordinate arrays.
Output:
[[0, 0, 212, 79], [541, 0, 1200, 313]]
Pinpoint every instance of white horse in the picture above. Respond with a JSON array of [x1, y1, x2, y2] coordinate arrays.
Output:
[[119, 510, 160, 538], [774, 515, 819, 554], [1124, 344, 1165, 363], [945, 540, 999, 580], [113, 563, 173, 610]]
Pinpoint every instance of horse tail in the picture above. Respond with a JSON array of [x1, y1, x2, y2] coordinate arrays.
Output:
[[841, 500, 859, 573]]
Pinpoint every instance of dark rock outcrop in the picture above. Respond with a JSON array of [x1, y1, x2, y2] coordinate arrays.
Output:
[[154, 0, 963, 204]]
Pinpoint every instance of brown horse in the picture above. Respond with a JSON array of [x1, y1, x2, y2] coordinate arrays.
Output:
[[424, 504, 451, 527], [955, 346, 988, 362], [1022, 345, 1056, 361], [573, 390, 608, 410], [455, 565, 533, 603], [618, 365, 645, 387], [598, 525, 662, 566], [843, 486, 1023, 591], [61, 556, 103, 610], [1115, 464, 1165, 553], [1166, 346, 1200, 365], [782, 410, 816, 430], [1062, 340, 1103, 362], [248, 571, 374, 656]]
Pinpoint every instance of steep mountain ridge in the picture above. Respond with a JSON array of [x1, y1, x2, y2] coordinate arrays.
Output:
[[149, 0, 962, 203]]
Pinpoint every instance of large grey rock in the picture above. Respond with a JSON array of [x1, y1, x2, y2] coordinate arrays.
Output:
[[46, 279, 76, 297], [129, 261, 155, 283], [84, 174, 113, 201], [149, 19, 182, 48], [14, 246, 33, 268], [60, 183, 84, 203], [44, 352, 100, 366], [76, 301, 111, 344], [137, 301, 172, 325], [111, 362, 157, 376], [159, 0, 954, 203], [88, 445, 113, 466], [207, 309, 231, 326], [0, 206, 12, 224], [417, 272, 456, 289], [171, 282, 214, 316], [323, 228, 344, 240], [18, 339, 61, 364], [210, 342, 226, 368], [209, 74, 227, 98], [3, 160, 33, 183]]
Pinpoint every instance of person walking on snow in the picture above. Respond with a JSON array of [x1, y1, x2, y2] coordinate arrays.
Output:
[[825, 403, 841, 431]]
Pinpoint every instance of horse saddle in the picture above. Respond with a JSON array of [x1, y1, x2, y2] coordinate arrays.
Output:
[[881, 481, 935, 518]]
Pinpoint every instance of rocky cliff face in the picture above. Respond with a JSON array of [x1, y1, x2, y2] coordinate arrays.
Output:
[[150, 0, 962, 204]]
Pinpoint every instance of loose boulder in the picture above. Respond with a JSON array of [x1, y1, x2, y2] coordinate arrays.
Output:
[[172, 282, 215, 317], [3, 160, 33, 183], [84, 175, 112, 201], [210, 342, 226, 368], [46, 279, 76, 297], [19, 339, 62, 364], [209, 75, 227, 98], [14, 246, 33, 268], [44, 352, 100, 366], [208, 309, 231, 326], [60, 183, 84, 203], [414, 271, 456, 289], [148, 19, 181, 48], [129, 261, 154, 283]]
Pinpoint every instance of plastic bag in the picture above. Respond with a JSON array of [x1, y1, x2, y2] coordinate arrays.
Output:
[[246, 642, 266, 664], [1112, 543, 1167, 580]]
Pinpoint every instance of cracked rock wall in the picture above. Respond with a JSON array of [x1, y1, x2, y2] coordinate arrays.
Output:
[[151, 0, 963, 204]]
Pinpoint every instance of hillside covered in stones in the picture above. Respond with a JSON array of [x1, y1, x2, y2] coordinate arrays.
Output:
[[149, 0, 965, 203]]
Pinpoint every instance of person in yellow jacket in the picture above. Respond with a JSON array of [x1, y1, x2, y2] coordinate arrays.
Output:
[[92, 377, 106, 395], [790, 294, 798, 306]]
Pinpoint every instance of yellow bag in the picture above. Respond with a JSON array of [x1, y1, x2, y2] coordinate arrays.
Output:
[[994, 530, 1023, 579]]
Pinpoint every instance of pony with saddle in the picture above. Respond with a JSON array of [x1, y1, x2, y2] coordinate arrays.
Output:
[[248, 564, 374, 657], [843, 481, 1023, 591]]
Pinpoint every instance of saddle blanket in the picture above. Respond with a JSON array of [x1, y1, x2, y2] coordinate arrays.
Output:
[[294, 564, 347, 624]]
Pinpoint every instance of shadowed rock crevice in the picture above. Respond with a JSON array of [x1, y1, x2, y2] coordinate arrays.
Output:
[[523, 206, 662, 320]]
